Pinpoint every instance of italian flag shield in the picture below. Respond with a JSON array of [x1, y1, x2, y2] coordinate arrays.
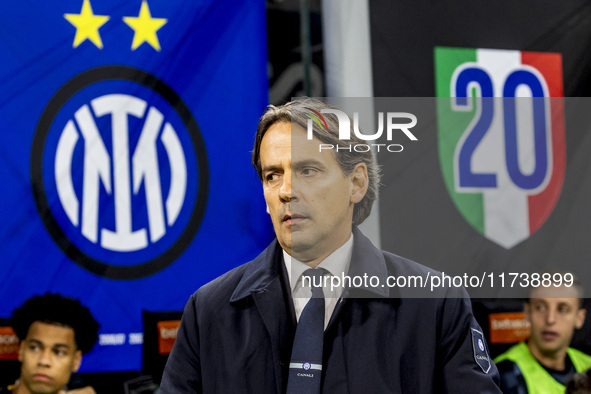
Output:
[[434, 47, 565, 249]]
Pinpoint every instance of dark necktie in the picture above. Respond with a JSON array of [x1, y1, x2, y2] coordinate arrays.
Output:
[[286, 268, 325, 394]]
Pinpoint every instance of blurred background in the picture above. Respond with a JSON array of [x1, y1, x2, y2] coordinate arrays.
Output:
[[1, 0, 591, 391]]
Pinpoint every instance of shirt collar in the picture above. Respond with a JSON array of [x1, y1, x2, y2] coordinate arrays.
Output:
[[283, 233, 354, 293]]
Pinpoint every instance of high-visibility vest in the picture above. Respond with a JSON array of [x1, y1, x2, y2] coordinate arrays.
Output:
[[494, 342, 591, 393]]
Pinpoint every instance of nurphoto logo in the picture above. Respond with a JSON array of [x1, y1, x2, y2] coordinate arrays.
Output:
[[304, 107, 417, 153]]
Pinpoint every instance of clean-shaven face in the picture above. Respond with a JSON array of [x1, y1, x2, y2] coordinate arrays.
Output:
[[18, 321, 82, 394], [525, 285, 586, 357], [259, 121, 367, 265]]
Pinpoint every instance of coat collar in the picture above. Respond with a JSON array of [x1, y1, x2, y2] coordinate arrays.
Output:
[[229, 239, 284, 302], [230, 227, 390, 302], [344, 227, 390, 298]]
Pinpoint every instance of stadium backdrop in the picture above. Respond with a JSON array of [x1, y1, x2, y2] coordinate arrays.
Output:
[[3, 0, 591, 373], [369, 0, 591, 353], [0, 0, 273, 372]]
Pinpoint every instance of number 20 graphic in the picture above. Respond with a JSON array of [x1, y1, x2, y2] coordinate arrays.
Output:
[[453, 66, 550, 191]]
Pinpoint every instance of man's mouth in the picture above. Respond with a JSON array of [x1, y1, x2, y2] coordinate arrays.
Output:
[[33, 374, 52, 383], [283, 214, 307, 224], [541, 330, 559, 341]]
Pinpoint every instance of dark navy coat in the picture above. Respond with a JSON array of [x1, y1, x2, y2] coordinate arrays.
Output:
[[160, 228, 501, 393]]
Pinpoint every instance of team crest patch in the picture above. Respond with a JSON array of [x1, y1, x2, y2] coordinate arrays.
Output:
[[471, 328, 491, 373]]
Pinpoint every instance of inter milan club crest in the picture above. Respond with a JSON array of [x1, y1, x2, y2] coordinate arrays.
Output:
[[31, 66, 208, 279], [434, 47, 566, 249]]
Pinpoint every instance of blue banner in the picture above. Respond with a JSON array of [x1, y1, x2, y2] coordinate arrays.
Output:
[[0, 0, 273, 372]]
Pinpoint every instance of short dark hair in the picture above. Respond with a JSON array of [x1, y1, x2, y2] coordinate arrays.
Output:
[[11, 293, 100, 354], [252, 97, 381, 226], [527, 272, 584, 309]]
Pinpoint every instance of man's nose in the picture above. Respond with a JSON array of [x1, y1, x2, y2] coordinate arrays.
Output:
[[546, 308, 557, 325], [279, 171, 295, 202], [38, 349, 52, 367]]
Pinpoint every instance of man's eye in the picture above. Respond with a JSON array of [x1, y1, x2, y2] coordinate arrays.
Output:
[[535, 304, 546, 312], [301, 168, 317, 176], [54, 349, 66, 356], [266, 173, 279, 182], [29, 344, 41, 351], [558, 306, 570, 314]]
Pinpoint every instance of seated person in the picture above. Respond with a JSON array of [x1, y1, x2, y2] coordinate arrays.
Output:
[[3, 293, 100, 394], [494, 277, 591, 393]]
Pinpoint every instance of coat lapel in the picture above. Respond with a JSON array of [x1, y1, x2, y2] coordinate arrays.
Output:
[[326, 227, 391, 330], [252, 278, 290, 393], [230, 240, 294, 393]]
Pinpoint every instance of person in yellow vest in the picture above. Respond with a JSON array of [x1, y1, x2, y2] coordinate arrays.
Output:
[[494, 278, 591, 393]]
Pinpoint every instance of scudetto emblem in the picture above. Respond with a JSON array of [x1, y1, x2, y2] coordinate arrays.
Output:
[[435, 47, 565, 249]]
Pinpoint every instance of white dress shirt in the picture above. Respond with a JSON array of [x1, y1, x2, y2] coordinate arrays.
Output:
[[283, 234, 353, 329]]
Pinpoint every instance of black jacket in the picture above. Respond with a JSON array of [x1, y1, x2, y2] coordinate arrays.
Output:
[[160, 228, 501, 393]]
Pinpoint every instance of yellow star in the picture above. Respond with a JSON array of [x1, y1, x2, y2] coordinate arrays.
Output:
[[64, 0, 110, 49], [123, 1, 167, 51]]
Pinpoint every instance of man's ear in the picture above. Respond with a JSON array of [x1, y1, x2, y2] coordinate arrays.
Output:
[[72, 350, 82, 372], [575, 308, 586, 330], [350, 163, 369, 204], [18, 341, 24, 362], [523, 302, 531, 323]]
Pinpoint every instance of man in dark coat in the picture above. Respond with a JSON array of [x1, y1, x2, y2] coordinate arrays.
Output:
[[160, 98, 501, 393]]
